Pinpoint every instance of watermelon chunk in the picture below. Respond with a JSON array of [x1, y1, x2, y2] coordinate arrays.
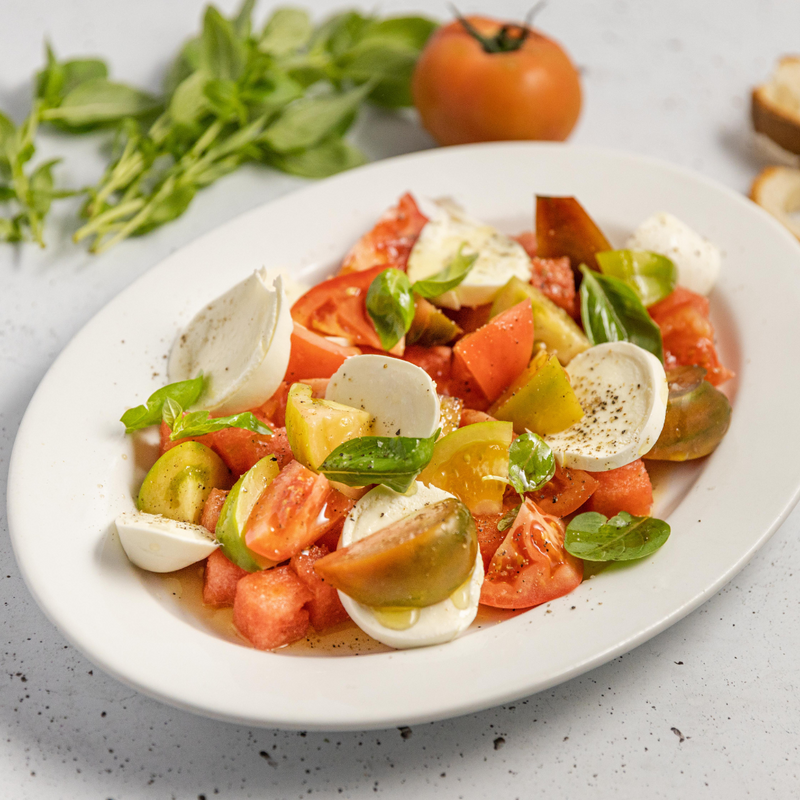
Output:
[[233, 566, 313, 650], [584, 459, 653, 518], [291, 545, 349, 631], [200, 488, 229, 533], [203, 548, 248, 607]]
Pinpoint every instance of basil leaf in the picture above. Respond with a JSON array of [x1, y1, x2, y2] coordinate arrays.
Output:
[[338, 38, 420, 108], [265, 136, 366, 178], [169, 71, 211, 125], [41, 79, 160, 127], [313, 11, 374, 58], [366, 267, 415, 350], [199, 6, 247, 81], [261, 82, 372, 153], [579, 265, 664, 362], [507, 432, 556, 495], [596, 250, 678, 307], [231, 0, 257, 39], [367, 16, 438, 50], [565, 511, 671, 562], [497, 504, 521, 532], [169, 409, 272, 441], [259, 8, 313, 56], [411, 244, 477, 299], [120, 375, 205, 433], [318, 431, 439, 494], [28, 158, 61, 218]]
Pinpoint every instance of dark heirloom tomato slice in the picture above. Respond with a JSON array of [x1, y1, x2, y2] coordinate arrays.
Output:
[[291, 265, 386, 350], [480, 499, 583, 609], [314, 498, 477, 608]]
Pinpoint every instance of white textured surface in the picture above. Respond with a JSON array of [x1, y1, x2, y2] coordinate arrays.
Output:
[[1, 1, 798, 798]]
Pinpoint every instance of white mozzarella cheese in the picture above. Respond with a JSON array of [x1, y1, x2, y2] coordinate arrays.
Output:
[[339, 483, 483, 650], [115, 511, 218, 573], [406, 199, 532, 309], [544, 342, 668, 472], [325, 354, 441, 438], [626, 212, 721, 296], [168, 268, 293, 414]]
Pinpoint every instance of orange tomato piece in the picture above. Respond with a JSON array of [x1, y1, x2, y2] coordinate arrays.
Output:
[[452, 299, 534, 404], [532, 463, 598, 517], [339, 192, 428, 275], [284, 322, 361, 382], [648, 286, 733, 386]]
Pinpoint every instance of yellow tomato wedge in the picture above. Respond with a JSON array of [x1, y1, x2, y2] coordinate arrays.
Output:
[[418, 420, 513, 515]]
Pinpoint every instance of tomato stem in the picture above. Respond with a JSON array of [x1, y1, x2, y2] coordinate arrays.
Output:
[[450, 3, 546, 54]]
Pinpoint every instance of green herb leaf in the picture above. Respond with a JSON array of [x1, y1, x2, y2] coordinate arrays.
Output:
[[169, 71, 211, 125], [41, 79, 161, 127], [366, 267, 415, 350], [318, 430, 439, 493], [497, 503, 521, 532], [231, 0, 257, 39], [120, 375, 205, 433], [198, 6, 247, 81], [411, 244, 478, 299], [259, 8, 313, 56], [312, 11, 374, 58], [261, 81, 372, 153], [507, 432, 556, 495], [565, 511, 671, 562], [265, 136, 366, 178], [596, 250, 678, 307], [579, 265, 664, 362], [168, 408, 272, 441]]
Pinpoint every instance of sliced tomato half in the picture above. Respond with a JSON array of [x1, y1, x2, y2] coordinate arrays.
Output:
[[480, 499, 583, 609], [284, 322, 361, 382]]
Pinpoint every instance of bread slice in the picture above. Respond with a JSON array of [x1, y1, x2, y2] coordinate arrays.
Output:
[[752, 56, 800, 155], [750, 166, 800, 241]]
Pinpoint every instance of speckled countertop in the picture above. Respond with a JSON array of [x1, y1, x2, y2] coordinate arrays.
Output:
[[2, 1, 799, 797]]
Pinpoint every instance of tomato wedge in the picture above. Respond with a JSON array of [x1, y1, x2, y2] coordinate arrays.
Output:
[[284, 322, 361, 382], [480, 499, 583, 609], [453, 299, 534, 404], [244, 461, 349, 562], [339, 192, 428, 275], [648, 286, 733, 386], [291, 265, 386, 350], [531, 463, 598, 517]]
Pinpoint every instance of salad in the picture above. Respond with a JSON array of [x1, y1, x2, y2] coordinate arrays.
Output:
[[115, 191, 733, 652]]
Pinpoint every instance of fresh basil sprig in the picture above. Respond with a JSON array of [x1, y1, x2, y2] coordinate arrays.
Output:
[[507, 432, 556, 495], [564, 510, 671, 562], [365, 267, 415, 350], [596, 250, 677, 308], [318, 430, 439, 493], [579, 265, 664, 362], [412, 245, 478, 299], [366, 244, 477, 349], [163, 397, 272, 441], [120, 375, 205, 433]]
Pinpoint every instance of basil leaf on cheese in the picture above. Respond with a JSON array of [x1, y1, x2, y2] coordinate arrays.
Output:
[[579, 265, 664, 362], [318, 430, 439, 493], [565, 511, 670, 562], [411, 243, 477, 299], [120, 374, 205, 433], [365, 267, 415, 351]]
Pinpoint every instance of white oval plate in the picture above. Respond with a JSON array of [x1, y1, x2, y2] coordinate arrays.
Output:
[[8, 143, 800, 731]]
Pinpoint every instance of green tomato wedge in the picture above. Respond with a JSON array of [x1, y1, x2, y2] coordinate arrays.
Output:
[[314, 498, 477, 608], [418, 420, 513, 515], [137, 441, 232, 524], [215, 455, 281, 572], [596, 249, 678, 307], [490, 276, 589, 365], [285, 382, 374, 470]]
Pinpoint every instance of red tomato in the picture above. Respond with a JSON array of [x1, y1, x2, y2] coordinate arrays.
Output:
[[514, 235, 577, 317], [480, 499, 583, 609], [446, 304, 492, 334], [648, 287, 733, 386], [203, 548, 247, 608], [233, 566, 313, 650], [284, 322, 361, 382], [339, 192, 428, 275], [452, 300, 534, 403], [584, 459, 654, 518], [290, 545, 349, 631], [291, 265, 386, 350], [402, 344, 453, 387], [413, 16, 581, 146], [211, 426, 293, 476], [244, 461, 337, 562], [532, 463, 598, 517]]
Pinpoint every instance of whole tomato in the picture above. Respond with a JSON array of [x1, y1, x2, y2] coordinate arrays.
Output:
[[412, 15, 582, 146]]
